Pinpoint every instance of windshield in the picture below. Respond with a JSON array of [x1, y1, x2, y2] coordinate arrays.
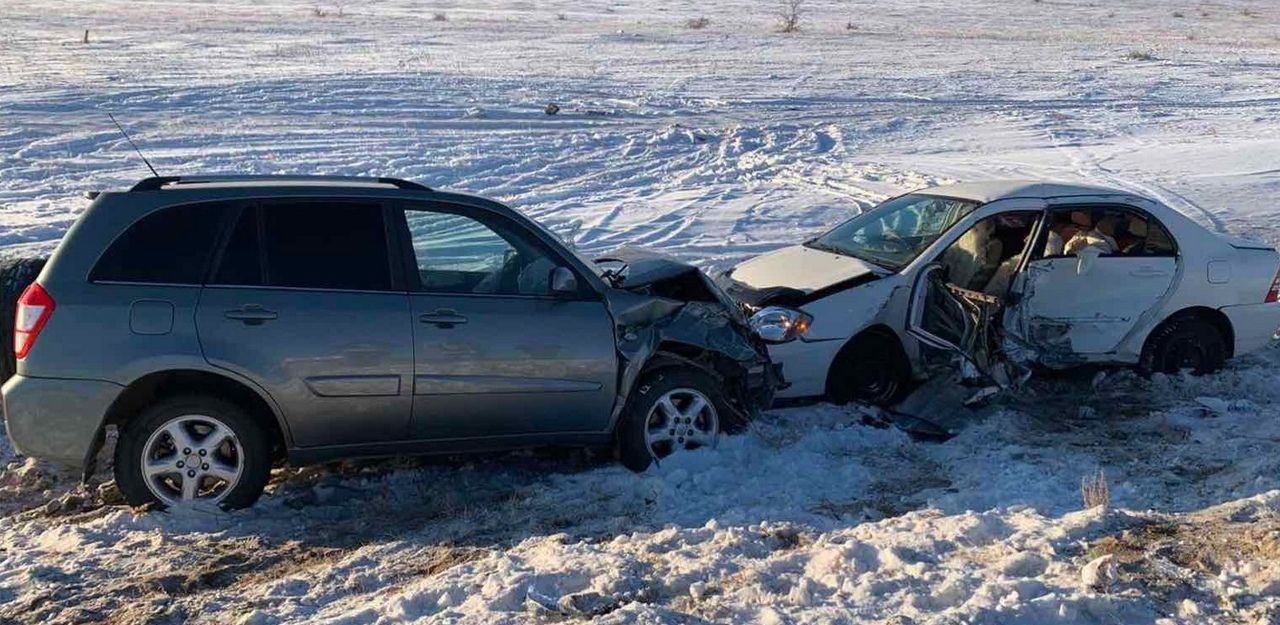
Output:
[[807, 194, 980, 270]]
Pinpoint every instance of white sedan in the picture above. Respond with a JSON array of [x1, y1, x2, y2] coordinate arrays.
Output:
[[720, 181, 1280, 404]]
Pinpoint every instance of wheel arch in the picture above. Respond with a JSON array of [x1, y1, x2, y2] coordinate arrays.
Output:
[[99, 369, 290, 466], [1144, 305, 1235, 359], [824, 323, 911, 401]]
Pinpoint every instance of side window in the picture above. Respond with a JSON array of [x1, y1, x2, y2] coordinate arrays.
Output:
[[402, 208, 558, 296], [1039, 207, 1176, 258], [210, 207, 263, 286], [259, 201, 392, 291], [90, 203, 228, 284], [1140, 218, 1177, 256], [938, 211, 1039, 295]]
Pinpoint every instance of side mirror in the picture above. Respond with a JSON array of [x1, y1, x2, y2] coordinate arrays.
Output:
[[550, 266, 578, 296], [1076, 247, 1102, 276]]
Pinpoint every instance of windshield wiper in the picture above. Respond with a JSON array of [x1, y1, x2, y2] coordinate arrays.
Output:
[[803, 239, 845, 255], [806, 240, 896, 271]]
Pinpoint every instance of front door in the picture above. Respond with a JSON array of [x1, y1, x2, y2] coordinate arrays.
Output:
[[197, 201, 414, 448], [1006, 205, 1179, 357], [906, 210, 1042, 374], [395, 204, 617, 440]]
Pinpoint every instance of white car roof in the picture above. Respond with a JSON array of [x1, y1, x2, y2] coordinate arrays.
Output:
[[921, 180, 1130, 203]]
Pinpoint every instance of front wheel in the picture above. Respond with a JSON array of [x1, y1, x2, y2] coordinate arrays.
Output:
[[827, 332, 911, 406], [616, 368, 728, 472], [114, 395, 272, 510]]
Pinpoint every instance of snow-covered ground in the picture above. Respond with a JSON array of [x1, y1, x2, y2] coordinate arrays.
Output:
[[3, 1, 1280, 623]]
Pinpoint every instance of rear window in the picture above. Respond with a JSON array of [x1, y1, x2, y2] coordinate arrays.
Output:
[[90, 203, 228, 284]]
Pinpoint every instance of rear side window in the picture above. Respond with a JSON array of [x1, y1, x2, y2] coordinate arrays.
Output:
[[258, 201, 392, 291], [211, 207, 263, 286], [90, 203, 228, 284]]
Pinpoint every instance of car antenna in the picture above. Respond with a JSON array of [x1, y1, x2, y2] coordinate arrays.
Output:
[[107, 112, 160, 177]]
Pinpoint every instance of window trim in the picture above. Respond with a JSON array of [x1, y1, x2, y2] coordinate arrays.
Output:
[[392, 201, 601, 301], [1031, 203, 1179, 262]]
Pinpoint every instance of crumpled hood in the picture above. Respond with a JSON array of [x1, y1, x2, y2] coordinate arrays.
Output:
[[729, 244, 882, 291]]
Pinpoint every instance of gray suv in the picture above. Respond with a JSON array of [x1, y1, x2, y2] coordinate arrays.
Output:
[[3, 175, 776, 510]]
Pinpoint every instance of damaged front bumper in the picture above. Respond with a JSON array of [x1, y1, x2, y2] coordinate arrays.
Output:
[[597, 249, 782, 425]]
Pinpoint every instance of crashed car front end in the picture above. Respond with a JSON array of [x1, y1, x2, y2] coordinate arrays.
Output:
[[597, 249, 781, 426]]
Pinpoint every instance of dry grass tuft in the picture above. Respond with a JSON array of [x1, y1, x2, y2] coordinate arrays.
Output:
[[1082, 468, 1110, 509]]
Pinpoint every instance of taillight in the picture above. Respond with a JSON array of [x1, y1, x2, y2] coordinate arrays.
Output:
[[1267, 267, 1280, 303], [14, 283, 54, 360]]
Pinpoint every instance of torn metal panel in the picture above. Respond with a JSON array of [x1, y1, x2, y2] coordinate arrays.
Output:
[[598, 248, 779, 428], [908, 263, 1032, 391]]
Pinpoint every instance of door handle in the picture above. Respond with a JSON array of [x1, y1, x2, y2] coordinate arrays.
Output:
[[1129, 267, 1168, 278], [419, 309, 468, 328], [224, 305, 278, 325]]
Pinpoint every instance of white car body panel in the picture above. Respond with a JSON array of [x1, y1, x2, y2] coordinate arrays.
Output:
[[727, 181, 1280, 400]]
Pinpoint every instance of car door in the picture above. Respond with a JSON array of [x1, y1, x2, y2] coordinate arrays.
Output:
[[1005, 204, 1179, 356], [906, 208, 1044, 376], [395, 202, 617, 440], [196, 200, 414, 448]]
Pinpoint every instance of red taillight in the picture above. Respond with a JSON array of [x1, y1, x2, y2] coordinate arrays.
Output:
[[1267, 268, 1280, 304], [14, 283, 54, 360]]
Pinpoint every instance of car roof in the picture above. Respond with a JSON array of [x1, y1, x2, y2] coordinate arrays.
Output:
[[920, 180, 1132, 203]]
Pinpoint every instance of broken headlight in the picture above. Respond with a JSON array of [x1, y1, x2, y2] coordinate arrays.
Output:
[[749, 306, 812, 344]]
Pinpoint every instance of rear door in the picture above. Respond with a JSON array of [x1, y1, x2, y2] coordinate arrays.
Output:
[[394, 202, 617, 440], [1005, 204, 1178, 356], [196, 200, 414, 448]]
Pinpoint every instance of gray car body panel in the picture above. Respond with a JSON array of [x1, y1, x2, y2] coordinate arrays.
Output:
[[3, 179, 775, 474], [2, 374, 123, 466]]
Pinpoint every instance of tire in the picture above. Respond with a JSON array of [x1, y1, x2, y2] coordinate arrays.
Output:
[[826, 331, 911, 406], [1139, 315, 1228, 376], [114, 395, 272, 510], [616, 368, 730, 472]]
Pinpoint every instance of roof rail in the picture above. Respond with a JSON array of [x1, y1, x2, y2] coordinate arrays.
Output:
[[128, 175, 431, 192]]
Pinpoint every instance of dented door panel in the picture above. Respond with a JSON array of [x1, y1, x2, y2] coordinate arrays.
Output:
[[1008, 256, 1178, 356]]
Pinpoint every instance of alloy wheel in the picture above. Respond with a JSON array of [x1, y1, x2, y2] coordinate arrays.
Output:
[[644, 388, 719, 461], [140, 414, 244, 506]]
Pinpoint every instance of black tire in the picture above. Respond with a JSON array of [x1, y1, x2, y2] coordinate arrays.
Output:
[[616, 368, 731, 473], [114, 395, 272, 510], [0, 256, 48, 381], [1139, 315, 1228, 376], [826, 331, 911, 406]]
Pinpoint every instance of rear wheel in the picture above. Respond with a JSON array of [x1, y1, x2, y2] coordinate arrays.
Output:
[[827, 331, 911, 406], [114, 395, 272, 510], [1139, 316, 1228, 376], [616, 368, 728, 472]]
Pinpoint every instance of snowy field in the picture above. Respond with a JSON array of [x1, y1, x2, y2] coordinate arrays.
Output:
[[3, 0, 1280, 623]]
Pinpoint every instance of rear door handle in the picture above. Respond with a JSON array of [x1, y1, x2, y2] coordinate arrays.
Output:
[[1129, 267, 1168, 278], [419, 309, 468, 328], [224, 305, 278, 325]]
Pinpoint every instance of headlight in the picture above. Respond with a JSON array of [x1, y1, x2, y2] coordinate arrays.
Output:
[[749, 306, 813, 344]]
